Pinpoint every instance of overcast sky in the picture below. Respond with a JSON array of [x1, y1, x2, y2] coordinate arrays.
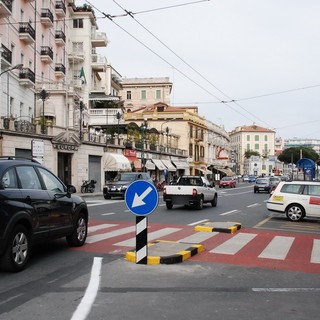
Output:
[[83, 0, 320, 139]]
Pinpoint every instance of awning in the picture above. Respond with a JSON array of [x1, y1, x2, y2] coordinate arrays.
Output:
[[161, 159, 176, 172], [152, 159, 167, 171], [89, 93, 120, 101], [197, 168, 212, 175], [214, 167, 235, 177], [145, 160, 156, 170], [126, 156, 142, 171], [104, 153, 131, 172], [171, 160, 189, 170]]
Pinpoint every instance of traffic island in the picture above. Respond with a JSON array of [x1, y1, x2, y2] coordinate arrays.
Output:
[[125, 240, 204, 264], [195, 221, 241, 234]]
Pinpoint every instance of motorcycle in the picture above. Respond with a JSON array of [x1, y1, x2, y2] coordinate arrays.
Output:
[[81, 179, 97, 193]]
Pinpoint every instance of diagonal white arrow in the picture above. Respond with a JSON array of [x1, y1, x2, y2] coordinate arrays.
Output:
[[132, 186, 153, 208]]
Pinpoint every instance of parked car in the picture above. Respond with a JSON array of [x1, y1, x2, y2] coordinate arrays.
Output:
[[218, 176, 236, 188], [243, 175, 249, 182], [254, 177, 271, 193], [103, 172, 153, 199], [248, 175, 256, 183], [267, 181, 320, 221], [0, 157, 88, 272]]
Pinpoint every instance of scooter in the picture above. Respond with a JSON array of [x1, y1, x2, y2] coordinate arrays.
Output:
[[81, 179, 97, 193]]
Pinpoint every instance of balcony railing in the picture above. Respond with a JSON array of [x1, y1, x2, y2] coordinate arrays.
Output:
[[19, 22, 36, 43], [55, 30, 66, 45], [1, 44, 12, 65], [0, 0, 12, 18], [19, 67, 35, 86], [55, 1, 66, 17], [55, 63, 66, 74], [40, 46, 53, 63], [40, 8, 54, 27]]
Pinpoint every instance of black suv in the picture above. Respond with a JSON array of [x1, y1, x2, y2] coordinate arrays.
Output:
[[103, 172, 153, 199], [0, 157, 88, 272]]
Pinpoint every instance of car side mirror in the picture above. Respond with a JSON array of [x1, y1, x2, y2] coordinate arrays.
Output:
[[67, 185, 76, 194]]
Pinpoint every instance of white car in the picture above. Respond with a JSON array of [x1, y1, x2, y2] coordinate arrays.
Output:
[[267, 181, 320, 221]]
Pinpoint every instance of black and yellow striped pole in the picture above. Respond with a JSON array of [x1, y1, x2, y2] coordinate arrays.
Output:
[[135, 216, 148, 264]]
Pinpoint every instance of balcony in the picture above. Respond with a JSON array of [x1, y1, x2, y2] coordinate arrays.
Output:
[[55, 1, 66, 17], [19, 22, 35, 44], [40, 8, 54, 27], [55, 30, 66, 46], [91, 54, 106, 72], [40, 46, 53, 64], [91, 32, 108, 48], [0, 0, 12, 18], [68, 52, 85, 64], [55, 63, 65, 77], [1, 44, 12, 67], [19, 67, 35, 87]]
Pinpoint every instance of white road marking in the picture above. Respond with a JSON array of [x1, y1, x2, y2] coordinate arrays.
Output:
[[114, 227, 181, 247], [101, 212, 116, 216], [210, 233, 257, 255], [188, 219, 209, 226], [247, 203, 260, 208], [311, 239, 320, 264], [88, 224, 117, 232], [258, 236, 294, 260], [86, 200, 123, 207], [220, 209, 239, 216], [179, 232, 219, 243], [70, 257, 102, 320], [86, 226, 135, 243], [252, 288, 320, 292]]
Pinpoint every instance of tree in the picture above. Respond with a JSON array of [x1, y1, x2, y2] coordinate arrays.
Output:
[[278, 147, 319, 164], [244, 150, 260, 159]]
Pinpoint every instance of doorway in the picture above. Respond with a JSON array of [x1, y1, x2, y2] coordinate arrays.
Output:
[[58, 153, 72, 185]]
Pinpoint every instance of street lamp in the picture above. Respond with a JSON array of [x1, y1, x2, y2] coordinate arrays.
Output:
[[0, 63, 23, 77], [140, 119, 148, 172], [160, 118, 176, 153], [166, 126, 169, 152], [38, 88, 49, 134], [116, 111, 121, 136]]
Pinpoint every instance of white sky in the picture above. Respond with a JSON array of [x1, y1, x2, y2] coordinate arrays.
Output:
[[82, 0, 320, 139]]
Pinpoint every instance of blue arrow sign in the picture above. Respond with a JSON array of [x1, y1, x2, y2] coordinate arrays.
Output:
[[125, 180, 159, 216]]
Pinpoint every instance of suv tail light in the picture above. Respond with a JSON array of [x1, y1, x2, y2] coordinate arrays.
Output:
[[192, 188, 197, 197], [163, 187, 166, 195]]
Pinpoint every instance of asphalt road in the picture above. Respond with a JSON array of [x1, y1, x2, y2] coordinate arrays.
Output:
[[1, 182, 320, 320]]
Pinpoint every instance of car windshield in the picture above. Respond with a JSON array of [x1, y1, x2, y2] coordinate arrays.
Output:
[[221, 177, 232, 181], [114, 173, 136, 182], [256, 179, 268, 184]]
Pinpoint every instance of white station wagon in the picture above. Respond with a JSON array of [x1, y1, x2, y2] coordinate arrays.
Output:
[[267, 181, 320, 221]]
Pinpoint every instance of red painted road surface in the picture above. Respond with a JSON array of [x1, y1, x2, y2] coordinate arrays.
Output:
[[73, 220, 320, 274]]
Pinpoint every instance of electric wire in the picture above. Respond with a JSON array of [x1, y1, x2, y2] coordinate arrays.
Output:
[[86, 0, 265, 124], [86, 1, 320, 136], [113, 0, 276, 128]]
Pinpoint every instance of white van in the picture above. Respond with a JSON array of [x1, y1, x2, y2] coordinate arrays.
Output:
[[267, 181, 320, 221]]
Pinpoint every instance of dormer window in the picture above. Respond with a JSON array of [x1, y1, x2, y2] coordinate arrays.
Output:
[[157, 105, 165, 112]]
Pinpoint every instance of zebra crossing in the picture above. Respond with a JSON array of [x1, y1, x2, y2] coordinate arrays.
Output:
[[78, 220, 320, 273]]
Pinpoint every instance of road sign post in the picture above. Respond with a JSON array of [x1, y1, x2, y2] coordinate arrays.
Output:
[[124, 180, 159, 264]]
